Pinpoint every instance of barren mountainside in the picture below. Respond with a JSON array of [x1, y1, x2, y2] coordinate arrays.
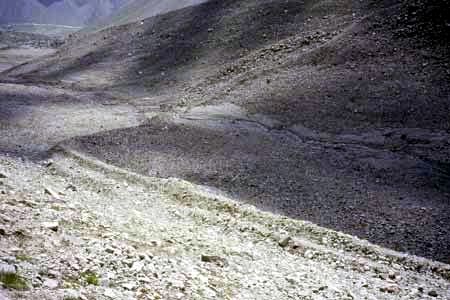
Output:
[[88, 0, 208, 32], [3, 0, 449, 262], [0, 0, 130, 26], [0, 1, 450, 299]]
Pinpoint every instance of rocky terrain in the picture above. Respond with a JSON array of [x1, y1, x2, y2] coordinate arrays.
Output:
[[4, 0, 449, 260], [1, 147, 450, 299], [0, 30, 60, 73], [86, 0, 208, 32], [0, 0, 449, 299]]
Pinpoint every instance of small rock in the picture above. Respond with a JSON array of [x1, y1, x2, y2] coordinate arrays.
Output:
[[304, 250, 314, 259], [32, 277, 43, 288], [63, 289, 81, 300], [388, 271, 400, 281], [42, 222, 59, 232], [428, 290, 438, 297], [66, 184, 77, 192], [131, 260, 145, 272], [0, 263, 16, 274], [0, 173, 6, 179], [70, 262, 80, 271], [44, 186, 60, 199], [9, 248, 22, 254], [47, 270, 61, 279], [168, 277, 185, 289], [138, 253, 153, 261], [137, 276, 152, 284], [105, 247, 115, 254], [1, 257, 16, 264], [121, 282, 136, 291], [43, 278, 59, 289], [285, 275, 298, 285], [103, 288, 116, 298], [378, 274, 388, 280], [201, 255, 227, 267], [278, 236, 291, 248], [380, 284, 400, 294], [99, 277, 110, 287], [122, 259, 134, 268]]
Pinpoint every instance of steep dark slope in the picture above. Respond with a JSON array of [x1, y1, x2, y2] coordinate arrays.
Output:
[[3, 0, 450, 262], [5, 0, 370, 100], [8, 0, 449, 133]]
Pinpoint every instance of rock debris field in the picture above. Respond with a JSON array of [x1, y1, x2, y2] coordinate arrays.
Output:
[[0, 148, 449, 299], [1, 0, 450, 299]]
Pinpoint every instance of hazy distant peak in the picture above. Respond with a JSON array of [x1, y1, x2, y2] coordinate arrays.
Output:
[[0, 0, 132, 26]]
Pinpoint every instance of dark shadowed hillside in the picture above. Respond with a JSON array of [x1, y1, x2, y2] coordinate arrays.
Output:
[[2, 0, 450, 263]]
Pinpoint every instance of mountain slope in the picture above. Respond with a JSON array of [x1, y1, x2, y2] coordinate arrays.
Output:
[[0, 0, 130, 26], [1, 144, 450, 299], [2, 0, 450, 263], [9, 0, 449, 133], [88, 0, 208, 31], [0, 0, 46, 25]]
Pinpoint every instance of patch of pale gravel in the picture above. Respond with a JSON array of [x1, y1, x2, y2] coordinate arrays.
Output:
[[0, 83, 143, 156], [0, 151, 449, 300]]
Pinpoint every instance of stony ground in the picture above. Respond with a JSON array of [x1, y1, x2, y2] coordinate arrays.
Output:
[[1, 148, 450, 300], [2, 0, 449, 262], [0, 82, 142, 157], [1, 0, 450, 299], [0, 48, 55, 73], [66, 113, 450, 263], [0, 30, 60, 73]]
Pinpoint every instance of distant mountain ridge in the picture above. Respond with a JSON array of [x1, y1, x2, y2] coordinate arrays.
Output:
[[38, 0, 64, 6], [0, 0, 131, 27]]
